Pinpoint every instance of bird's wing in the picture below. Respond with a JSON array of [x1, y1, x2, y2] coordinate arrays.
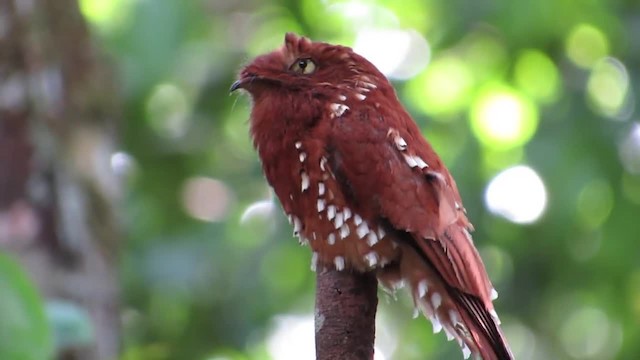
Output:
[[326, 101, 492, 299], [325, 100, 513, 360]]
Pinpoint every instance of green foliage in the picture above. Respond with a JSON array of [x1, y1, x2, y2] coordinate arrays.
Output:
[[0, 253, 52, 360]]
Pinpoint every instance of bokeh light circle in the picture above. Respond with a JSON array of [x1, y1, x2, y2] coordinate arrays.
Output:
[[587, 57, 632, 119], [470, 85, 538, 150], [565, 24, 609, 69], [354, 28, 430, 80], [484, 165, 547, 224], [514, 50, 560, 103], [181, 177, 234, 222]]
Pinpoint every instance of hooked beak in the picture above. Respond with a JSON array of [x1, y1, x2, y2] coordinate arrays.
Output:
[[230, 74, 277, 93], [230, 73, 259, 93], [229, 79, 244, 92]]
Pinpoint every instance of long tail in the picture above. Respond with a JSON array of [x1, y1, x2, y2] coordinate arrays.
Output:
[[378, 242, 514, 360], [451, 288, 514, 359]]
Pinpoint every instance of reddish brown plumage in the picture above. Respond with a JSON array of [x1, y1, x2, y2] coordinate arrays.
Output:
[[233, 33, 514, 360]]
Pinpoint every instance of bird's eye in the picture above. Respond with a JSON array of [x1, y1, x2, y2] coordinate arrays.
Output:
[[290, 58, 317, 74]]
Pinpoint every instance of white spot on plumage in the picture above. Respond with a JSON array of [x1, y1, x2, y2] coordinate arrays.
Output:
[[317, 199, 326, 212], [327, 233, 336, 245], [432, 292, 442, 309], [330, 103, 349, 117], [287, 214, 293, 224], [320, 157, 328, 171], [403, 154, 418, 168], [298, 236, 309, 246], [455, 201, 461, 210], [292, 217, 302, 234], [362, 81, 377, 89], [449, 310, 462, 327], [295, 141, 302, 149], [337, 94, 347, 101], [418, 280, 428, 298], [414, 156, 429, 169], [301, 172, 310, 192], [311, 252, 318, 271], [334, 212, 344, 229], [413, 307, 420, 319], [334, 256, 345, 270], [343, 207, 352, 220], [445, 328, 455, 341], [490, 309, 501, 324], [364, 251, 378, 267], [339, 224, 350, 238], [462, 344, 471, 359], [299, 152, 307, 162], [327, 205, 336, 220], [354, 214, 363, 226], [431, 315, 443, 334], [356, 222, 369, 239], [491, 288, 499, 300], [394, 136, 407, 151], [366, 232, 378, 246], [318, 182, 325, 196], [312, 232, 317, 240], [377, 226, 386, 239], [355, 93, 366, 101]]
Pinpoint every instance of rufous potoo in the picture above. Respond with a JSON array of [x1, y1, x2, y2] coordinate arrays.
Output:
[[231, 33, 514, 360]]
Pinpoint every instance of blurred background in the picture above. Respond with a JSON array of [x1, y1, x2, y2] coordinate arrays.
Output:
[[1, 0, 639, 359]]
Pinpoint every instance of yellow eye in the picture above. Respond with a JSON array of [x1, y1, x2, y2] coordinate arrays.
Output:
[[291, 58, 317, 74]]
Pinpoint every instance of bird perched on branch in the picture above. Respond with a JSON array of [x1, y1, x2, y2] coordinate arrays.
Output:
[[231, 33, 513, 360]]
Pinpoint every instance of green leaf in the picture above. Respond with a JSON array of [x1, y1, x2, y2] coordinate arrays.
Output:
[[0, 252, 53, 360]]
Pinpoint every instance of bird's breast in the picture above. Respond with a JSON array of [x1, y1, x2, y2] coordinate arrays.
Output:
[[261, 137, 401, 272]]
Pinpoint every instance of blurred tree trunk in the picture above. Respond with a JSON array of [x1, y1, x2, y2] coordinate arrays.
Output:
[[0, 0, 121, 359]]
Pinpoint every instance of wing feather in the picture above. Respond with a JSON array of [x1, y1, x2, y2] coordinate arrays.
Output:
[[327, 101, 491, 300], [326, 99, 513, 359]]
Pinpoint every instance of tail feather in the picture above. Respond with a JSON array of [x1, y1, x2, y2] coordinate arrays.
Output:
[[375, 220, 513, 359], [409, 279, 513, 359], [454, 289, 514, 360], [379, 236, 513, 360]]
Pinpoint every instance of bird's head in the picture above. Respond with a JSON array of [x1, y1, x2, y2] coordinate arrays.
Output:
[[231, 33, 388, 101]]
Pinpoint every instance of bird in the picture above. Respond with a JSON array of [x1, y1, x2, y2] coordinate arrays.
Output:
[[231, 33, 514, 360]]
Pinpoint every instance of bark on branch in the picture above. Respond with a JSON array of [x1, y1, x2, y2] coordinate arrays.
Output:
[[315, 269, 378, 360]]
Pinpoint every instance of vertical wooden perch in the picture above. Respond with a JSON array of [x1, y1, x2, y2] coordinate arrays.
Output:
[[315, 269, 378, 360]]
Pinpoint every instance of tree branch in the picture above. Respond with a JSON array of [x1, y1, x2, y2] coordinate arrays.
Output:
[[315, 269, 378, 360]]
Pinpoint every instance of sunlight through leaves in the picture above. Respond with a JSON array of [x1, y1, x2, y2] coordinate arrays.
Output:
[[470, 85, 538, 150], [484, 166, 547, 224]]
